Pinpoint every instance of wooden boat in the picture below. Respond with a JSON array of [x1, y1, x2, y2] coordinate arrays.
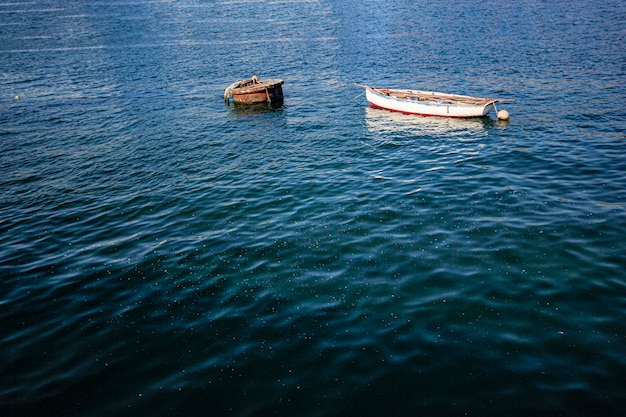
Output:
[[224, 75, 284, 104], [356, 84, 512, 119]]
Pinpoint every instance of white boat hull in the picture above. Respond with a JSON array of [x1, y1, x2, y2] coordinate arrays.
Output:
[[365, 87, 496, 118]]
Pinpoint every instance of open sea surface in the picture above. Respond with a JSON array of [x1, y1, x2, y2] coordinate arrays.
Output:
[[1, 1, 625, 416]]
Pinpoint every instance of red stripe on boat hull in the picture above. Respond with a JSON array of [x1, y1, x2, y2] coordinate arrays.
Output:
[[368, 102, 484, 119]]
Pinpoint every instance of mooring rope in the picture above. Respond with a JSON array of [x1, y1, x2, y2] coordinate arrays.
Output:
[[224, 80, 246, 102], [346, 90, 365, 103]]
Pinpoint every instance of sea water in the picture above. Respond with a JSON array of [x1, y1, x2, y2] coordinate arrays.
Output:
[[1, 1, 625, 416]]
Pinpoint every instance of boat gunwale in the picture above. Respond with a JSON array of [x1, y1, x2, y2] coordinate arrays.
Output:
[[369, 87, 498, 107], [231, 79, 284, 95]]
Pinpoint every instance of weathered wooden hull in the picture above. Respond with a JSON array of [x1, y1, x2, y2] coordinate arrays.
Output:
[[364, 86, 497, 118], [228, 79, 284, 104]]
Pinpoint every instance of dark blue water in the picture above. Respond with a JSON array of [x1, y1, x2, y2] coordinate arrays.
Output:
[[1, 1, 625, 416]]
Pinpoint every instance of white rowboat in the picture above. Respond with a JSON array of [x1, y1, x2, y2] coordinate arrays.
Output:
[[356, 84, 513, 118]]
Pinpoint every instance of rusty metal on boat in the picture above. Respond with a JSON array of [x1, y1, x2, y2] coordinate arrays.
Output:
[[224, 75, 284, 104]]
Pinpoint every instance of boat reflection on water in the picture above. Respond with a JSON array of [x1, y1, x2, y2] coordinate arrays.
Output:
[[364, 106, 496, 139], [225, 101, 285, 117]]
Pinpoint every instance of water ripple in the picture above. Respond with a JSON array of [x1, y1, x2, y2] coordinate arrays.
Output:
[[1, 0, 625, 416]]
